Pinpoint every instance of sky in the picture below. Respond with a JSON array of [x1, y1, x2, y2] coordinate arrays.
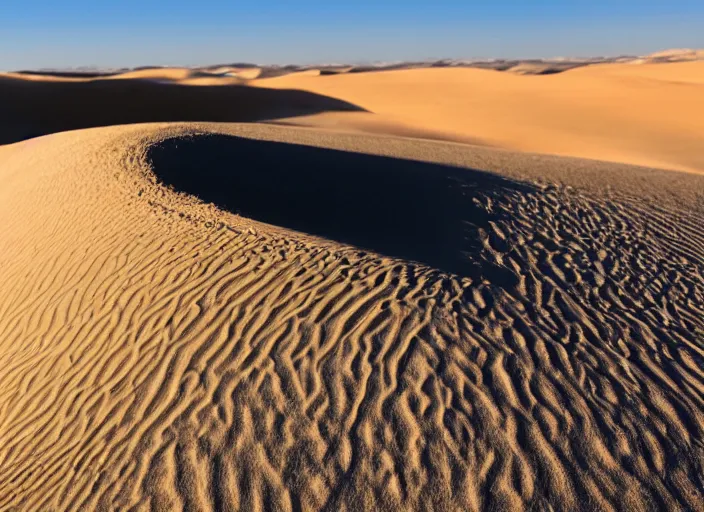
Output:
[[1, 1, 703, 70]]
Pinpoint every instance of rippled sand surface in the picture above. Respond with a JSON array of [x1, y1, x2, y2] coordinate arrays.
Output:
[[0, 121, 702, 510]]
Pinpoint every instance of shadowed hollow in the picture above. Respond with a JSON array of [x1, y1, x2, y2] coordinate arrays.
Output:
[[147, 135, 534, 281]]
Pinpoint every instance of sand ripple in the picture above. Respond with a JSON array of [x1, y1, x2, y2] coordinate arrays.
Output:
[[0, 124, 702, 511]]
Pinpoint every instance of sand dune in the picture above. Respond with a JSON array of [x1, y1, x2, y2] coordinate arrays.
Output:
[[1, 56, 703, 510], [253, 61, 704, 173], [4, 60, 703, 172], [0, 121, 703, 510], [0, 73, 364, 145], [568, 60, 704, 85], [646, 48, 704, 62]]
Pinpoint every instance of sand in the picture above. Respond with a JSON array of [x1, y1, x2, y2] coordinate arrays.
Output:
[[0, 72, 363, 146], [253, 61, 704, 173], [0, 60, 703, 511], [4, 59, 704, 173]]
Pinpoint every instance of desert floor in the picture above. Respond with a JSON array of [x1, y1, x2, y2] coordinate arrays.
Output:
[[0, 62, 703, 511]]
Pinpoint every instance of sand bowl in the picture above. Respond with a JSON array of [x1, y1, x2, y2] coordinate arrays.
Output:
[[0, 122, 702, 510]]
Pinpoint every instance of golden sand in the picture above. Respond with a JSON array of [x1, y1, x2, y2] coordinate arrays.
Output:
[[0, 60, 703, 511]]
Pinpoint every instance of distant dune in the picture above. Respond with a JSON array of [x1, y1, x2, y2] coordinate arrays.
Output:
[[253, 61, 704, 173], [0, 72, 364, 144], [645, 48, 704, 62], [3, 58, 703, 172]]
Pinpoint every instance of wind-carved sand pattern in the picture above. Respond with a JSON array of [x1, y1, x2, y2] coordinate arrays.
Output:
[[0, 123, 703, 511]]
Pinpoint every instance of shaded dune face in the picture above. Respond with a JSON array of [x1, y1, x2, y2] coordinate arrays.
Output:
[[0, 79, 365, 144], [15, 70, 124, 79], [147, 135, 533, 280]]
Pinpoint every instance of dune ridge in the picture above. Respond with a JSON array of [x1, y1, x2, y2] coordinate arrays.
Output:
[[254, 61, 704, 173], [3, 59, 703, 173], [0, 75, 365, 145], [0, 123, 703, 510]]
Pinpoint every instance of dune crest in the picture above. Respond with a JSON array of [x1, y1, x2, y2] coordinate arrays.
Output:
[[0, 123, 702, 510], [2, 60, 703, 173], [0, 75, 365, 145], [253, 61, 704, 173]]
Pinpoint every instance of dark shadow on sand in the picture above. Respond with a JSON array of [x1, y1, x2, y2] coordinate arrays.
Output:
[[147, 135, 536, 280], [15, 70, 125, 79], [0, 78, 365, 144]]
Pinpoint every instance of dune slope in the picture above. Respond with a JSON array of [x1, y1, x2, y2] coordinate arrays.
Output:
[[0, 123, 703, 511], [0, 75, 364, 145], [4, 60, 704, 174], [254, 61, 704, 173]]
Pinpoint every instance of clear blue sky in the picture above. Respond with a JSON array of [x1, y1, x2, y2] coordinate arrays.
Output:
[[1, 1, 703, 70]]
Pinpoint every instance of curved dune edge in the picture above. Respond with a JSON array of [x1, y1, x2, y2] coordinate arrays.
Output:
[[0, 123, 703, 511]]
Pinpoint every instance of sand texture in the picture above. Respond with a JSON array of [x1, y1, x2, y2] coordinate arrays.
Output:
[[0, 119, 702, 511]]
